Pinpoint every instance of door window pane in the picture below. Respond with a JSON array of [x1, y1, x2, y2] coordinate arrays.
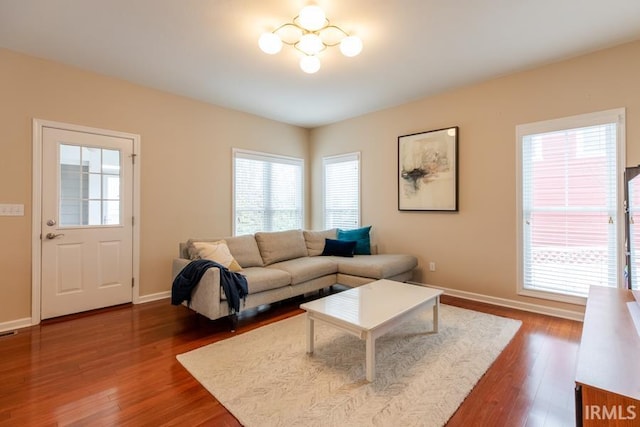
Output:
[[102, 149, 120, 174], [103, 201, 120, 225], [82, 147, 101, 173], [60, 144, 81, 166], [59, 144, 122, 226], [88, 174, 101, 199], [103, 175, 120, 200], [87, 200, 101, 225], [60, 197, 82, 226]]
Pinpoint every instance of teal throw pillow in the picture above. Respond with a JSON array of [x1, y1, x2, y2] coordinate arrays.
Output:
[[337, 226, 371, 255]]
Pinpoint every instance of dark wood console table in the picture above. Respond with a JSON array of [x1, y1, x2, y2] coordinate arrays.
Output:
[[575, 286, 640, 426]]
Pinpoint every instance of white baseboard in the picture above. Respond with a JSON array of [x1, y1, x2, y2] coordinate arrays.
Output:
[[1, 294, 170, 332], [0, 317, 33, 333], [135, 291, 171, 304], [408, 282, 585, 322]]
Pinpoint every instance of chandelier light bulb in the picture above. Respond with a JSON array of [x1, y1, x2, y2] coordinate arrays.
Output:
[[297, 33, 323, 55], [300, 55, 321, 74], [339, 36, 363, 57], [298, 5, 326, 31], [258, 32, 283, 55]]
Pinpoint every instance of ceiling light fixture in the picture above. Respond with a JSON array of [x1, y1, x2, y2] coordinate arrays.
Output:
[[258, 5, 363, 74]]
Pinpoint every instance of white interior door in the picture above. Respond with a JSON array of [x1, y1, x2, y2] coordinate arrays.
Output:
[[41, 127, 134, 319]]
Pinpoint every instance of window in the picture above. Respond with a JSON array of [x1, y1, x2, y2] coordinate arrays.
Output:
[[516, 109, 625, 302], [59, 144, 121, 226], [323, 152, 360, 229], [233, 149, 303, 235]]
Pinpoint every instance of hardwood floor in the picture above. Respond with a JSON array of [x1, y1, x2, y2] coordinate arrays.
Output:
[[0, 291, 582, 426]]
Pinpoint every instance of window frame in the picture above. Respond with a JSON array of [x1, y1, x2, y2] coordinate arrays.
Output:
[[515, 108, 626, 305], [232, 148, 305, 236], [322, 152, 361, 230]]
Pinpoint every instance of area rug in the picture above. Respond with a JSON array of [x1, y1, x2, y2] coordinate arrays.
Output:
[[177, 304, 521, 427]]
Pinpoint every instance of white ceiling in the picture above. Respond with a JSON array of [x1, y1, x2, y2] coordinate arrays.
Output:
[[1, 0, 640, 128]]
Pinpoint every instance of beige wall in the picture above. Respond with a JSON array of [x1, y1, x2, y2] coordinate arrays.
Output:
[[0, 48, 309, 324], [310, 40, 640, 315], [3, 39, 639, 325]]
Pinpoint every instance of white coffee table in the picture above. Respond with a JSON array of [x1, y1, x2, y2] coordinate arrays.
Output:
[[300, 279, 443, 382]]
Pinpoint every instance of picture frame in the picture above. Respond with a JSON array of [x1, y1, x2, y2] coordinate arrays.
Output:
[[398, 126, 458, 211]]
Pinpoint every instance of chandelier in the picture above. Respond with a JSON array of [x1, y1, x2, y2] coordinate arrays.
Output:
[[258, 5, 363, 74]]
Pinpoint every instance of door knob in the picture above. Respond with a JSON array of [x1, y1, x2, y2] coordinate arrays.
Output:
[[45, 233, 64, 240]]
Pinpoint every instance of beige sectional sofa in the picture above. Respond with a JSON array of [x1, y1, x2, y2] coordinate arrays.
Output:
[[171, 229, 418, 321]]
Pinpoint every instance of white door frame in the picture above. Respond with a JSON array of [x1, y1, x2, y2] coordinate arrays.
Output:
[[31, 119, 141, 325]]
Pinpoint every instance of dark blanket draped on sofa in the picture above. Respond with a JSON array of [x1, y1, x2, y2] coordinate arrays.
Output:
[[171, 259, 248, 313]]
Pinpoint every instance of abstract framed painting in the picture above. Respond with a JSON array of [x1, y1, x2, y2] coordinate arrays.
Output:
[[398, 126, 458, 211]]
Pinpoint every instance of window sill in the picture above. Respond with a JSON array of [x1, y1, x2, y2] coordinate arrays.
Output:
[[518, 288, 587, 306]]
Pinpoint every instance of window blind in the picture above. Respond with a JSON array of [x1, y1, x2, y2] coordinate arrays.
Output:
[[323, 152, 360, 229], [233, 149, 303, 235], [520, 119, 620, 298]]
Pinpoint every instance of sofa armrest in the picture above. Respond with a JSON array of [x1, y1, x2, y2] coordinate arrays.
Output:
[[172, 258, 191, 281], [171, 258, 224, 320]]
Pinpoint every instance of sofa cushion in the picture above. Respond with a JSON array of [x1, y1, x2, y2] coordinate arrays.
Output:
[[239, 267, 291, 294], [268, 257, 338, 285], [321, 238, 356, 257], [303, 228, 337, 256], [337, 225, 372, 255], [225, 234, 264, 267], [188, 240, 242, 272], [188, 235, 264, 268], [255, 229, 308, 266], [334, 254, 418, 279]]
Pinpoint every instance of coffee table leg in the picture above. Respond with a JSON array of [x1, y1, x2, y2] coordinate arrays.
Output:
[[433, 295, 440, 333], [366, 334, 375, 382], [306, 314, 314, 354]]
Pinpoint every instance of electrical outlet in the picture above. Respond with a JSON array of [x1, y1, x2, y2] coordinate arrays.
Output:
[[0, 204, 24, 216], [429, 262, 436, 272]]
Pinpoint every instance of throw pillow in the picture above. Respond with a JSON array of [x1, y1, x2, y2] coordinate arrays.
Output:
[[188, 240, 243, 272], [321, 238, 357, 257], [337, 225, 372, 255]]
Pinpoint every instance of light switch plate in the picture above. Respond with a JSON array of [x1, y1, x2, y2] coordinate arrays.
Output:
[[0, 204, 24, 216]]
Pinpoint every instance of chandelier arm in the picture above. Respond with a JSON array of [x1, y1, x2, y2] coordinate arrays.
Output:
[[318, 24, 350, 47], [272, 20, 351, 48], [273, 22, 299, 33], [273, 22, 305, 46], [293, 43, 328, 56], [322, 24, 349, 38]]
